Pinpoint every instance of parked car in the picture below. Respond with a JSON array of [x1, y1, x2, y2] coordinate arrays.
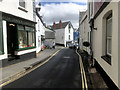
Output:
[[68, 43, 75, 49]]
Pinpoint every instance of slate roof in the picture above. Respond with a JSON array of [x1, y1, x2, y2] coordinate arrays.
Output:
[[51, 21, 70, 30], [45, 31, 55, 39]]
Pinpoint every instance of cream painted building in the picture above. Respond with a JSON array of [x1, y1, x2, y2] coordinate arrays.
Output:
[[0, 0, 36, 65], [79, 10, 91, 54], [87, 0, 120, 89]]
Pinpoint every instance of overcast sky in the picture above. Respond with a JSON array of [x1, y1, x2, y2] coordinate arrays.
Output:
[[36, 0, 87, 28]]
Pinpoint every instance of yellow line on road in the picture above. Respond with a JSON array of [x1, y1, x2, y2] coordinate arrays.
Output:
[[0, 49, 62, 88], [76, 50, 88, 89]]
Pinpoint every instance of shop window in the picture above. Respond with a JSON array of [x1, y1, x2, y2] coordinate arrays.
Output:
[[28, 32, 35, 47], [0, 20, 3, 54], [18, 25, 35, 49], [18, 30, 28, 48], [19, 0, 25, 8]]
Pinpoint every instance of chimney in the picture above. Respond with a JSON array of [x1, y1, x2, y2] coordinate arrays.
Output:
[[59, 20, 62, 29], [53, 22, 56, 29]]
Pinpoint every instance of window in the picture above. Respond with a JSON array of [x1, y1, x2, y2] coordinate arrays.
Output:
[[0, 20, 3, 54], [18, 25, 35, 49], [28, 32, 35, 47], [68, 24, 71, 33], [69, 35, 70, 40], [101, 12, 112, 65], [106, 14, 112, 56], [19, 0, 25, 8]]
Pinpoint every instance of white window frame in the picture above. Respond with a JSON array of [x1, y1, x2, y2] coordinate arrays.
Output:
[[106, 14, 112, 56]]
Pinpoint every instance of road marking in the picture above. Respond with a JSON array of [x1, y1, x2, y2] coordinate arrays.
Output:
[[76, 50, 88, 89], [0, 49, 62, 88]]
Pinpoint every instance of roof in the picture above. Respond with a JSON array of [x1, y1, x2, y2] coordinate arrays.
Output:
[[45, 31, 55, 39], [51, 21, 70, 30]]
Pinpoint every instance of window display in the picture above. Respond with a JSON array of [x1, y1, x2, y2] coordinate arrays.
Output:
[[28, 32, 35, 47], [18, 30, 27, 48], [18, 25, 35, 49]]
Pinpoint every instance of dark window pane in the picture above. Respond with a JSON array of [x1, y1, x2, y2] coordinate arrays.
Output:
[[19, 0, 25, 8], [0, 20, 2, 53]]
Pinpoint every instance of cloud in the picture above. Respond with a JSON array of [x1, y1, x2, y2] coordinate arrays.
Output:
[[37, 0, 87, 3], [39, 3, 87, 28]]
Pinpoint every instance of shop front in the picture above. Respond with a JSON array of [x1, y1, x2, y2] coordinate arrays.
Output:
[[0, 12, 36, 63]]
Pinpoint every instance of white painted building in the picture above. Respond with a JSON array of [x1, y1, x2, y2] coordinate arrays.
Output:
[[36, 4, 45, 53], [52, 20, 74, 47], [0, 0, 36, 63]]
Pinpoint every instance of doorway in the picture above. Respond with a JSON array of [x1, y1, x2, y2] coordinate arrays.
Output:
[[7, 22, 18, 58]]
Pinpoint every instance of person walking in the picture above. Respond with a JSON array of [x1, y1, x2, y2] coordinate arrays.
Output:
[[53, 42, 55, 49]]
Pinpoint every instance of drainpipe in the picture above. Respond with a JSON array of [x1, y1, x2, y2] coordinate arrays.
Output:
[[89, 18, 96, 67]]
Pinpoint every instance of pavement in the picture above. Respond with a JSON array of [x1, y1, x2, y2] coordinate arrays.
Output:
[[2, 48, 82, 88], [77, 50, 108, 89], [0, 46, 63, 85]]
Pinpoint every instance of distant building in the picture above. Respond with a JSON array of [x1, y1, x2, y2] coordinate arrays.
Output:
[[44, 27, 55, 48], [51, 20, 74, 47], [74, 29, 79, 44]]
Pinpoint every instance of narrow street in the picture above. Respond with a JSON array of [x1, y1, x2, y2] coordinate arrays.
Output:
[[2, 48, 82, 88]]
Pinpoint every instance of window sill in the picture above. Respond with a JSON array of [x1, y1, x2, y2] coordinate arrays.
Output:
[[101, 55, 111, 65], [18, 7, 28, 13], [17, 46, 36, 51], [0, 51, 4, 55]]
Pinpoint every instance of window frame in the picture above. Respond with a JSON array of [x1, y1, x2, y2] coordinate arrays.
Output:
[[0, 20, 4, 55], [17, 24, 36, 51], [101, 12, 112, 65], [106, 14, 112, 56]]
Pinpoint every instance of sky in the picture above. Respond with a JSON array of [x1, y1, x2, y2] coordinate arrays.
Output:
[[36, 0, 87, 28]]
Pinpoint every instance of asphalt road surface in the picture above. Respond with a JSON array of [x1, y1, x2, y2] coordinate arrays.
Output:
[[2, 48, 82, 88]]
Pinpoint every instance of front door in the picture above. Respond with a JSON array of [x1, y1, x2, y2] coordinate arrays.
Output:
[[7, 22, 18, 57]]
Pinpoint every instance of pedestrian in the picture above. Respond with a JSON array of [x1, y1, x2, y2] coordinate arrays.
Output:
[[53, 42, 55, 49]]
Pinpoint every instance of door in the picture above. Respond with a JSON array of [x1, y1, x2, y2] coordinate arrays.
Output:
[[7, 22, 18, 57]]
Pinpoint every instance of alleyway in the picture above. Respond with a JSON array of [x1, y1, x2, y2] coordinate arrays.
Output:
[[2, 48, 82, 88]]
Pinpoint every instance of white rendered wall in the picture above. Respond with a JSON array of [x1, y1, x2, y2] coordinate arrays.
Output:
[[0, 0, 33, 21], [65, 24, 74, 42], [0, 21, 7, 60], [93, 2, 119, 88], [36, 16, 45, 53], [55, 29, 65, 45]]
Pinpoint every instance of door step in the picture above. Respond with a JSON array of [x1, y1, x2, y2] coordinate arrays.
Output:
[[8, 56, 16, 61]]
